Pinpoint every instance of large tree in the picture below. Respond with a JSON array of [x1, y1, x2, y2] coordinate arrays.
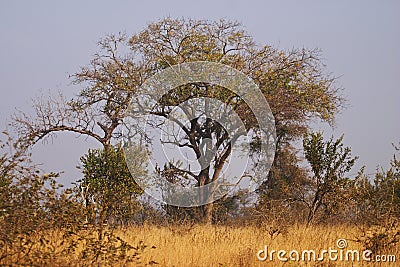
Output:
[[12, 18, 344, 223]]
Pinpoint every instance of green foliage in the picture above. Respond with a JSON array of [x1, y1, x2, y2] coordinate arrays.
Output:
[[79, 143, 148, 225], [303, 132, 357, 183], [302, 132, 357, 224]]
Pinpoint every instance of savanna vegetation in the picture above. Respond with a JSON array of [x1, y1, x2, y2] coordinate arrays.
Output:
[[1, 18, 399, 266]]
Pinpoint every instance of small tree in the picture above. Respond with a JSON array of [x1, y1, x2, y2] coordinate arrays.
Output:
[[79, 143, 148, 225], [302, 132, 357, 225]]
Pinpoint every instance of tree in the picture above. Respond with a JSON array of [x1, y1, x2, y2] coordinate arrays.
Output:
[[302, 132, 357, 225], [128, 18, 344, 223], [11, 18, 344, 223], [255, 144, 309, 225], [79, 143, 148, 225]]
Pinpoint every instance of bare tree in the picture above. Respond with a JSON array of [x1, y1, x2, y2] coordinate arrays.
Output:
[[11, 34, 146, 149]]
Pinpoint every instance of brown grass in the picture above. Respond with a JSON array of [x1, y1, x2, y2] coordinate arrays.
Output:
[[119, 224, 398, 266], [2, 224, 398, 266]]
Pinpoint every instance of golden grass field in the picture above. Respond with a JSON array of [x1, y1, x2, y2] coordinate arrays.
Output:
[[122, 224, 398, 266], [3, 224, 399, 266]]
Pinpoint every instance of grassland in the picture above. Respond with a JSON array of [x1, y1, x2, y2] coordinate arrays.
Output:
[[123, 224, 398, 266], [3, 223, 398, 266]]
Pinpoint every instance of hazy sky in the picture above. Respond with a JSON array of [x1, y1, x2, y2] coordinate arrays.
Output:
[[1, 0, 399, 186]]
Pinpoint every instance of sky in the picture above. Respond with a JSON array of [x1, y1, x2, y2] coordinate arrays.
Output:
[[0, 0, 399, 186]]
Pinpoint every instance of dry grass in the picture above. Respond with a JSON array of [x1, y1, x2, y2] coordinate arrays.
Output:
[[2, 224, 398, 266], [118, 224, 398, 266]]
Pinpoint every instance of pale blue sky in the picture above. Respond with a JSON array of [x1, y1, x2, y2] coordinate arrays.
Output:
[[0, 0, 399, 185]]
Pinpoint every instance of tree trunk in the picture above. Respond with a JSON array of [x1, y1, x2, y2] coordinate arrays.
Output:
[[204, 202, 214, 224], [197, 169, 214, 224], [307, 190, 322, 226]]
